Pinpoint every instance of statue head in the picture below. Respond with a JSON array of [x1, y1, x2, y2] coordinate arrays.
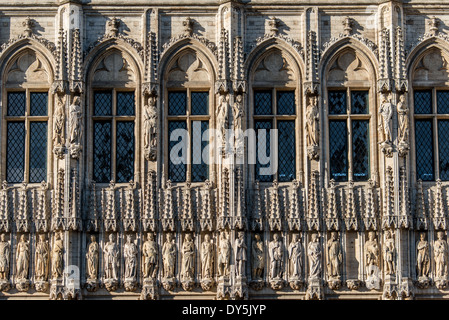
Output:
[[148, 233, 154, 241], [109, 234, 114, 242], [437, 231, 445, 240], [204, 234, 210, 242], [331, 231, 338, 240], [238, 231, 244, 240], [254, 234, 260, 241], [166, 233, 172, 241], [420, 233, 426, 241], [311, 233, 318, 242], [292, 234, 299, 242], [0, 234, 5, 242], [126, 234, 132, 243], [185, 233, 192, 241], [20, 234, 26, 242], [39, 234, 46, 242], [236, 94, 242, 103], [273, 233, 280, 241], [368, 231, 376, 241], [90, 235, 96, 243]]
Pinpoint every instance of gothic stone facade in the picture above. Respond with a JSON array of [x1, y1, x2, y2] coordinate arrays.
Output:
[[0, 0, 447, 300]]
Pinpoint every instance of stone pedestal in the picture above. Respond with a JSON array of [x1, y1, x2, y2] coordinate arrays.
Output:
[[140, 278, 158, 300], [216, 276, 231, 300], [305, 278, 323, 300], [233, 276, 248, 300]]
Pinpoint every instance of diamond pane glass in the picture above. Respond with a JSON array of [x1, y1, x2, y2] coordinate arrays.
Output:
[[278, 121, 295, 182], [255, 120, 273, 182], [277, 91, 295, 115], [439, 120, 449, 180], [415, 120, 434, 181], [6, 122, 25, 183], [116, 121, 134, 183], [29, 122, 47, 183], [30, 92, 48, 116], [352, 120, 369, 181], [437, 91, 449, 114], [94, 91, 112, 116], [117, 92, 135, 116], [7, 92, 25, 116], [351, 91, 369, 114], [168, 121, 187, 182], [414, 90, 432, 114], [329, 120, 348, 182], [254, 90, 272, 115], [329, 91, 347, 115], [191, 121, 209, 182], [168, 91, 187, 116], [191, 92, 209, 115], [93, 121, 112, 183]]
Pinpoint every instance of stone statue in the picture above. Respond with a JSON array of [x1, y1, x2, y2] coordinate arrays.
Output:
[[86, 235, 99, 280], [124, 234, 137, 279], [383, 230, 396, 276], [379, 93, 393, 143], [69, 96, 82, 145], [216, 93, 230, 147], [181, 233, 195, 280], [217, 231, 230, 277], [233, 94, 244, 154], [326, 232, 342, 278], [397, 94, 409, 145], [306, 95, 319, 147], [269, 233, 283, 279], [16, 234, 29, 280], [365, 231, 379, 273], [235, 231, 247, 278], [53, 95, 65, 148], [435, 231, 448, 279], [201, 234, 214, 279], [142, 233, 158, 279], [0, 234, 10, 280], [251, 234, 264, 280], [162, 233, 176, 278], [104, 234, 119, 280], [35, 234, 49, 281], [288, 234, 302, 279], [416, 233, 430, 278], [308, 233, 321, 279], [51, 232, 64, 279], [143, 95, 157, 159]]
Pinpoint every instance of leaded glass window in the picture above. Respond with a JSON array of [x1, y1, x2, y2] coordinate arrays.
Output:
[[167, 89, 210, 183], [328, 89, 370, 182], [5, 91, 49, 183], [253, 89, 296, 182], [92, 90, 135, 183]]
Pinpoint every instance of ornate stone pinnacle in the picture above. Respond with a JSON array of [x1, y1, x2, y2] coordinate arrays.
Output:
[[268, 17, 280, 36], [22, 16, 35, 37], [183, 17, 194, 37], [107, 17, 120, 37], [428, 16, 439, 36], [342, 16, 353, 36]]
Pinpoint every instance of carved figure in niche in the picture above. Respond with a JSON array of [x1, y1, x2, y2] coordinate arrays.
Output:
[[435, 231, 448, 278], [181, 233, 195, 280], [201, 234, 214, 279], [306, 95, 319, 147], [326, 232, 342, 278], [397, 94, 409, 145], [86, 235, 99, 280], [124, 234, 137, 279], [269, 233, 283, 279], [251, 234, 264, 280], [217, 231, 230, 277], [16, 234, 29, 280], [51, 232, 64, 279], [0, 234, 10, 280], [104, 234, 119, 280], [288, 234, 302, 278], [69, 96, 83, 146], [143, 95, 157, 158], [35, 234, 49, 281], [416, 233, 430, 278], [142, 233, 158, 279], [383, 230, 396, 276], [364, 231, 380, 274], [162, 233, 176, 278], [308, 233, 322, 279], [216, 93, 230, 147], [379, 93, 393, 143], [235, 231, 247, 278], [233, 94, 244, 153], [53, 95, 65, 148]]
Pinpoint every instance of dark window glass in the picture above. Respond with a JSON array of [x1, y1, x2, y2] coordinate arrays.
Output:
[[29, 122, 47, 183], [328, 91, 347, 115], [7, 92, 25, 116], [93, 121, 112, 182], [6, 122, 25, 182], [191, 92, 209, 115], [191, 121, 209, 182], [414, 90, 432, 114], [168, 121, 187, 182], [117, 92, 135, 116], [254, 90, 272, 115], [94, 91, 112, 116], [329, 120, 348, 181], [277, 91, 295, 115], [351, 91, 369, 114], [352, 120, 369, 181], [30, 92, 48, 116], [116, 121, 134, 183], [168, 91, 187, 116], [278, 121, 295, 182], [439, 120, 449, 181], [415, 120, 434, 181], [255, 120, 273, 182], [438, 91, 449, 114]]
